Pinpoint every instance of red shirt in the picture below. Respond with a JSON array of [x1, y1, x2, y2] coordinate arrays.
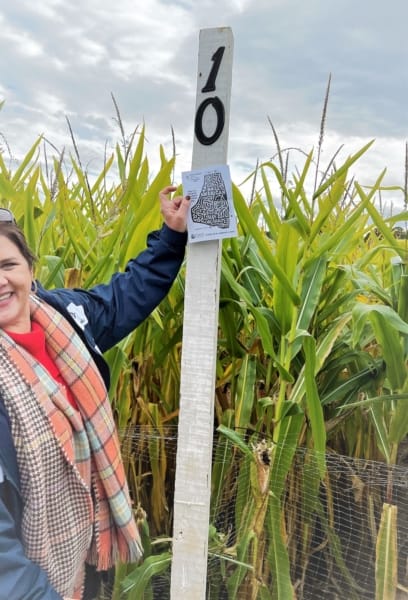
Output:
[[6, 322, 78, 410]]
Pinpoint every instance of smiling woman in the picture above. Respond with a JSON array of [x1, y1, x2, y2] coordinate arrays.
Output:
[[0, 228, 35, 334], [0, 189, 190, 600]]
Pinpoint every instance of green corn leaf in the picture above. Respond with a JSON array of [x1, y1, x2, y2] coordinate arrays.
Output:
[[211, 410, 235, 518], [250, 306, 276, 357], [132, 157, 150, 200], [372, 313, 406, 390], [0, 174, 16, 199], [116, 143, 126, 183], [235, 354, 257, 431], [273, 221, 299, 334], [217, 425, 255, 462], [302, 334, 326, 477], [322, 363, 385, 407], [341, 265, 392, 306], [259, 168, 281, 239], [221, 260, 259, 305], [312, 192, 370, 259], [352, 304, 408, 390], [22, 182, 39, 253], [313, 140, 375, 198], [287, 150, 313, 229], [258, 160, 293, 207], [398, 274, 408, 323], [271, 413, 304, 497], [314, 500, 362, 598], [104, 344, 129, 400], [337, 393, 408, 411], [226, 235, 244, 270], [233, 185, 300, 306], [90, 153, 115, 194], [40, 255, 66, 289], [218, 302, 246, 358], [291, 314, 352, 405], [370, 403, 392, 463], [121, 551, 172, 596], [375, 503, 398, 600], [356, 181, 405, 258], [226, 530, 255, 597], [301, 450, 321, 525], [388, 397, 408, 445], [123, 161, 174, 264], [10, 136, 42, 186], [126, 125, 146, 186], [82, 229, 123, 287], [309, 169, 347, 242], [70, 159, 95, 217], [234, 451, 252, 535], [291, 255, 328, 358], [267, 495, 296, 599]]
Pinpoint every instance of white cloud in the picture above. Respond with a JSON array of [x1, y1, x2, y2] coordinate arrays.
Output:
[[21, 0, 67, 21], [33, 92, 69, 117], [0, 0, 407, 215], [0, 14, 44, 57]]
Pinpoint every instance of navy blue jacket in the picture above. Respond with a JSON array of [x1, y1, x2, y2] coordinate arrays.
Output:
[[0, 225, 186, 599]]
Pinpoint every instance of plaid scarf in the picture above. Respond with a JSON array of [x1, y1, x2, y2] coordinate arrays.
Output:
[[0, 295, 142, 598]]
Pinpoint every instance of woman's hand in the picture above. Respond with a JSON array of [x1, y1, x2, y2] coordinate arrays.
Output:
[[159, 186, 190, 233]]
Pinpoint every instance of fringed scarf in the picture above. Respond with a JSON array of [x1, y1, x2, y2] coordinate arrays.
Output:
[[0, 295, 142, 598]]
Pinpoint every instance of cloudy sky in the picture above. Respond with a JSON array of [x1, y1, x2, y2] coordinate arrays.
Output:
[[1, 0, 407, 208]]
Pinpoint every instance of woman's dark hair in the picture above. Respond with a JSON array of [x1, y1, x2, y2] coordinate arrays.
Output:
[[0, 223, 37, 269]]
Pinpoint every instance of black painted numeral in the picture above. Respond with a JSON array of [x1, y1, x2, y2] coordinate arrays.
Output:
[[194, 97, 225, 146], [201, 46, 225, 93]]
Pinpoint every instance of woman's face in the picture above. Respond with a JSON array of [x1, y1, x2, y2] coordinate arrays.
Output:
[[0, 234, 33, 333]]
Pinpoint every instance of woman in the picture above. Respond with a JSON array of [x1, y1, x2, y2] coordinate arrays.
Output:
[[0, 187, 190, 600]]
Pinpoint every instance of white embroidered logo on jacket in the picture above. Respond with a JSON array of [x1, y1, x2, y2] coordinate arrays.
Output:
[[66, 302, 88, 330]]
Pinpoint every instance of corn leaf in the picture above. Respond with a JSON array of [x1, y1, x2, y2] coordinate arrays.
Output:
[[375, 503, 398, 600]]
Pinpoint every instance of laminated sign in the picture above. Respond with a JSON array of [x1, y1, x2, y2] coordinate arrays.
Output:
[[182, 164, 237, 243]]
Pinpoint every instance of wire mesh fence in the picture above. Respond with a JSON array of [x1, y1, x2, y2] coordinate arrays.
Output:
[[104, 426, 408, 599]]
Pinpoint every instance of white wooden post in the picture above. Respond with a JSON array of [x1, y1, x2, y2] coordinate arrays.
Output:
[[170, 27, 234, 599]]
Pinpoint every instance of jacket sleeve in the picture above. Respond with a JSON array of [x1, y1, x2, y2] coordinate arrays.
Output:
[[0, 484, 63, 600], [46, 224, 187, 353], [0, 403, 63, 600]]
